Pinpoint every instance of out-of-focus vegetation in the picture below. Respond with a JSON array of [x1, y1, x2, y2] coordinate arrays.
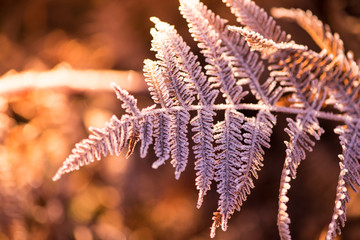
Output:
[[0, 0, 360, 239]]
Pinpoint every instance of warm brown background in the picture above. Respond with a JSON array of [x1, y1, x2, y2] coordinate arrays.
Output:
[[0, 0, 360, 239]]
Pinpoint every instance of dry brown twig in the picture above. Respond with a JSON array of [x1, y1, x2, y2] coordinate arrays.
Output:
[[0, 62, 146, 96]]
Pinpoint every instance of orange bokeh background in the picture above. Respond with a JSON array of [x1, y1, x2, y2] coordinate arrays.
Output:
[[0, 0, 360, 239]]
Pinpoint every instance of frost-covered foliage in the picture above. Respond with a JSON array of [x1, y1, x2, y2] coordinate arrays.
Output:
[[53, 0, 360, 239]]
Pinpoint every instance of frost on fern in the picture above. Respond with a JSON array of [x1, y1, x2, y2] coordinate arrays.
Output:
[[53, 0, 360, 239]]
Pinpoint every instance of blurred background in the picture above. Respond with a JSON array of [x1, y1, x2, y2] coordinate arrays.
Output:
[[0, 0, 360, 239]]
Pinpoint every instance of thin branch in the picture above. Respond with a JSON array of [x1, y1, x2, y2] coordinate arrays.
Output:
[[0, 62, 147, 96], [128, 103, 351, 128], [173, 104, 348, 123]]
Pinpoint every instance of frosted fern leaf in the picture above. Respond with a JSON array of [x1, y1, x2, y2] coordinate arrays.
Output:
[[53, 0, 360, 239]]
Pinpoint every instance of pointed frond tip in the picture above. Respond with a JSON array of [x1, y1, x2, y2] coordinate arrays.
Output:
[[228, 26, 307, 55], [111, 82, 141, 116], [223, 0, 291, 43], [53, 114, 132, 181], [271, 7, 344, 56]]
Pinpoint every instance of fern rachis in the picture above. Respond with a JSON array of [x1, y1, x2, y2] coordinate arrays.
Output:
[[53, 0, 360, 239]]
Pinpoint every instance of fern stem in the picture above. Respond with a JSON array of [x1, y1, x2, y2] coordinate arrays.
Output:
[[142, 104, 348, 123], [268, 105, 346, 122]]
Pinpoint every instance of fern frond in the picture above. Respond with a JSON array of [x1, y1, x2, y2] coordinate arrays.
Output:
[[237, 28, 331, 238], [238, 17, 360, 239], [52, 1, 360, 239], [278, 84, 325, 240], [277, 113, 325, 239], [335, 123, 360, 191], [180, 0, 228, 39], [170, 110, 190, 179], [143, 58, 176, 168], [192, 108, 217, 208], [241, 111, 275, 172], [52, 114, 131, 181], [183, 0, 275, 107], [150, 24, 196, 107], [150, 17, 219, 180], [143, 59, 174, 169], [152, 112, 171, 169], [271, 8, 360, 120], [283, 70, 327, 174], [179, 0, 247, 105], [271, 8, 344, 57], [149, 17, 218, 199], [150, 17, 218, 105], [225, 34, 267, 101], [326, 162, 350, 240], [278, 103, 325, 239], [284, 115, 324, 178], [139, 109, 154, 158], [212, 109, 244, 234], [237, 110, 276, 200], [255, 76, 288, 105], [143, 59, 173, 108], [112, 83, 141, 116], [324, 53, 360, 196], [264, 45, 330, 111], [223, 0, 290, 43], [325, 58, 360, 116], [232, 26, 327, 111], [150, 25, 196, 176], [277, 166, 292, 240], [230, 27, 307, 56]]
